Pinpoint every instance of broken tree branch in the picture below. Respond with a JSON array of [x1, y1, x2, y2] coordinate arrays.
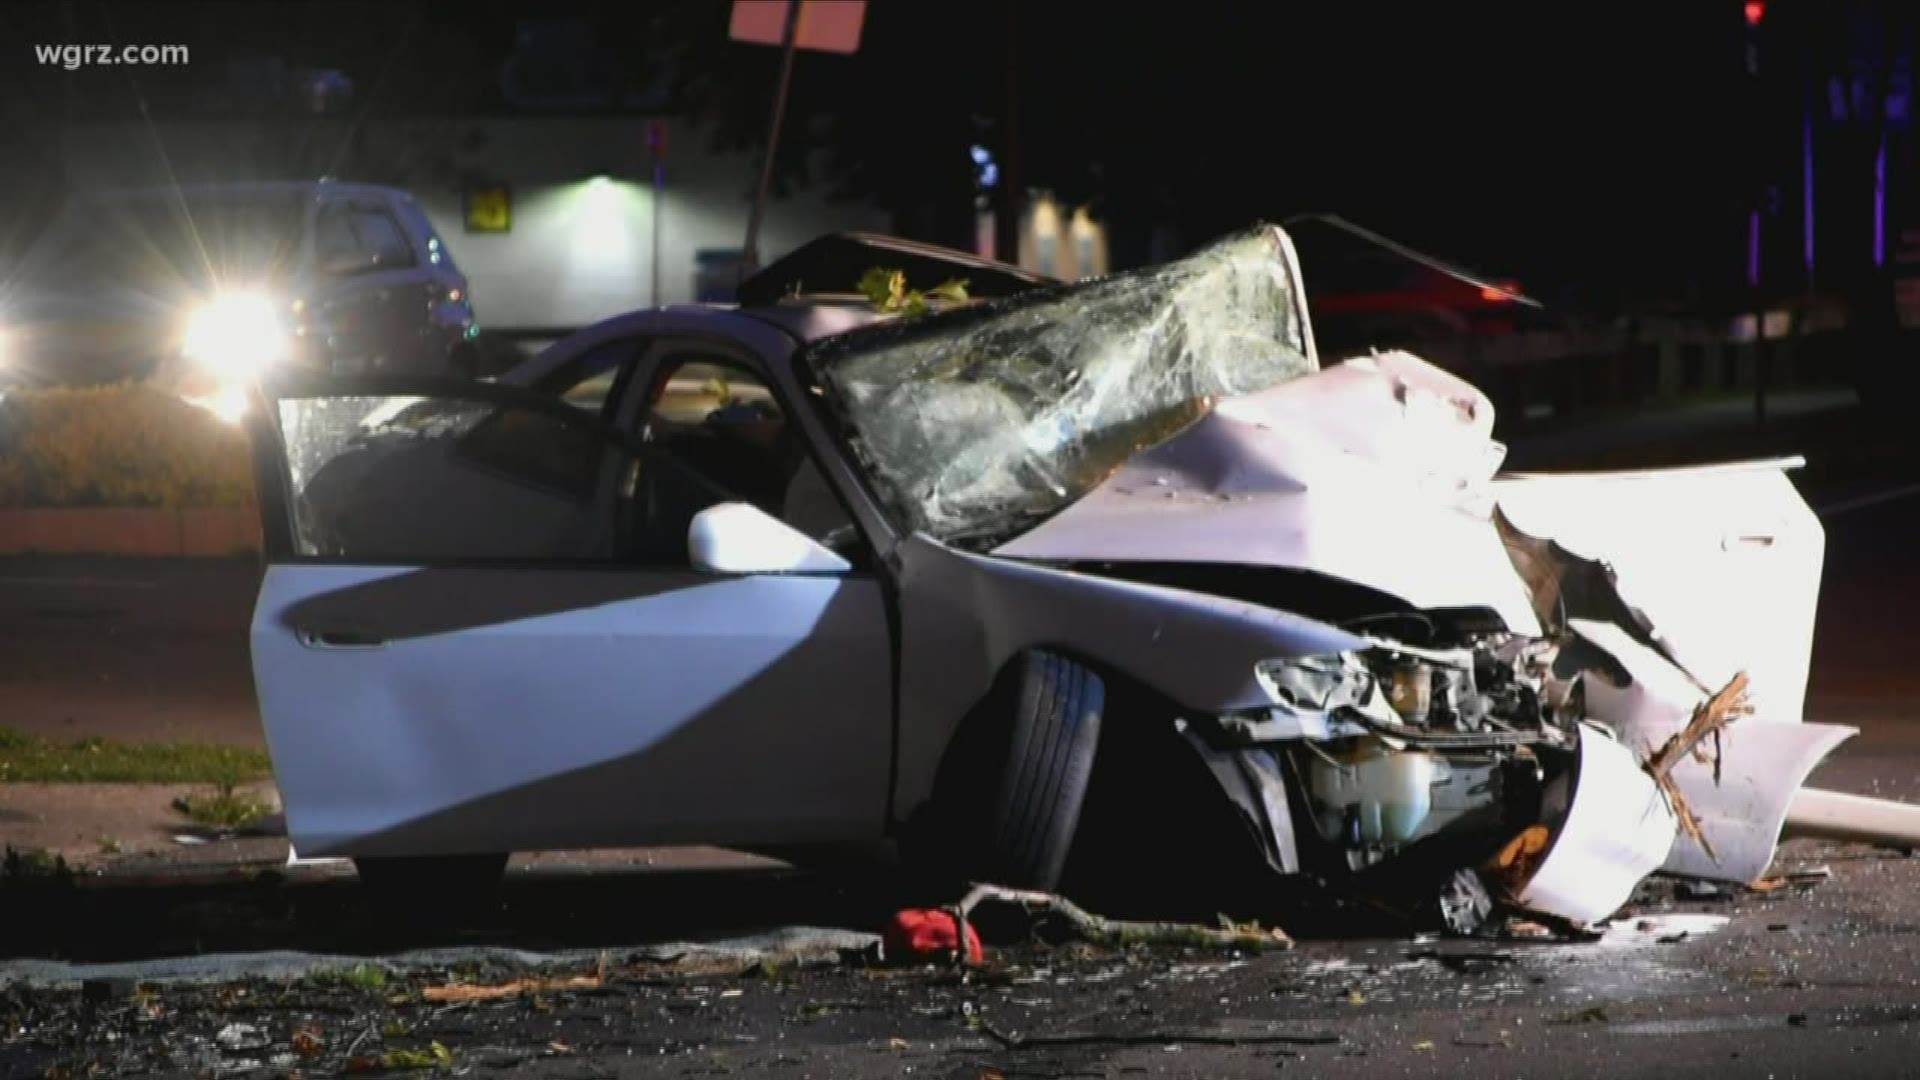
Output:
[[420, 974, 602, 1003], [1644, 671, 1754, 861], [947, 883, 1291, 964]]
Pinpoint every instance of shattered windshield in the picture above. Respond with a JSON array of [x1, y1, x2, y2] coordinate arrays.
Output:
[[808, 225, 1316, 545]]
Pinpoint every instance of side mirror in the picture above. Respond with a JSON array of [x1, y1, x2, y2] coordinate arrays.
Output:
[[688, 502, 851, 575]]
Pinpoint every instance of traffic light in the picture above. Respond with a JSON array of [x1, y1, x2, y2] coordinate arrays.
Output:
[[1745, 0, 1764, 27]]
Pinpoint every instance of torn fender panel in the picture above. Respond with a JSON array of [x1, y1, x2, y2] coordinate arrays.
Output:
[[1494, 461, 1824, 726], [890, 535, 1366, 818], [992, 352, 1539, 635], [1571, 619, 1857, 882], [1658, 719, 1856, 882], [1515, 724, 1678, 926], [1176, 727, 1300, 875]]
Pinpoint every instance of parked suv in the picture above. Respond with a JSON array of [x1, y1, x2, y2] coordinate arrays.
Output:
[[0, 181, 478, 391]]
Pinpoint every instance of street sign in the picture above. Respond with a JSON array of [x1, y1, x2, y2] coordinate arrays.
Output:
[[731, 0, 865, 277], [729, 0, 866, 55], [463, 185, 511, 233]]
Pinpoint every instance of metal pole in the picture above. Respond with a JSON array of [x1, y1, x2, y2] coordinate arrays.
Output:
[[742, 0, 803, 281], [650, 120, 666, 307], [1749, 5, 1768, 429], [995, 0, 1024, 267]]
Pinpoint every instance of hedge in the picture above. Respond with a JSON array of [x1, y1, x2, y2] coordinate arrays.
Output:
[[0, 383, 254, 508]]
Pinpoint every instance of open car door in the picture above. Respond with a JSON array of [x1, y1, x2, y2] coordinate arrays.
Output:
[[242, 378, 892, 860]]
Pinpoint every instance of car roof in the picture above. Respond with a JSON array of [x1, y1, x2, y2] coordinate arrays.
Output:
[[737, 231, 1054, 308], [498, 302, 895, 387]]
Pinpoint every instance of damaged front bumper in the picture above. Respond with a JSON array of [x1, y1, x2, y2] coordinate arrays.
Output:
[[1178, 614, 1855, 930]]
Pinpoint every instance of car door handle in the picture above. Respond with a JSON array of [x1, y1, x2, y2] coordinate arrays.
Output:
[[298, 628, 387, 649]]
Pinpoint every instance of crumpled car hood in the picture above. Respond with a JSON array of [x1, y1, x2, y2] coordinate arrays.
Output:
[[990, 348, 1543, 636], [806, 221, 1537, 630]]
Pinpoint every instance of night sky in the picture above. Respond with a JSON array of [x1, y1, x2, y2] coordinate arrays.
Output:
[[0, 2, 1881, 305]]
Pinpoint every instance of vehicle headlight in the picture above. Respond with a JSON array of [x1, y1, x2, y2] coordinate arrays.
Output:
[[181, 291, 288, 381]]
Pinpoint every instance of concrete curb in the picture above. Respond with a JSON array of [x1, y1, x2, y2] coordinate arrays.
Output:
[[0, 928, 883, 988], [0, 508, 259, 557]]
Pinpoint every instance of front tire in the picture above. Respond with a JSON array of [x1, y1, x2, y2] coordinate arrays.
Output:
[[922, 651, 1105, 891]]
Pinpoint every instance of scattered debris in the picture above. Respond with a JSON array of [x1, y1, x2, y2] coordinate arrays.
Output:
[[1453, 1031, 1516, 1049], [856, 267, 971, 316], [885, 908, 985, 965], [314, 963, 389, 992], [349, 1040, 452, 1072], [1598, 913, 1730, 948], [1749, 866, 1832, 892], [214, 1022, 268, 1051], [291, 1026, 324, 1057], [1433, 869, 1495, 936], [946, 884, 1291, 964], [979, 1017, 1339, 1052], [1406, 949, 1519, 974], [1644, 671, 1755, 861], [420, 973, 602, 1003]]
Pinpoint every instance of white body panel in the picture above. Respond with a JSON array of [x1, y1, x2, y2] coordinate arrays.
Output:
[[252, 564, 891, 858], [1517, 724, 1677, 926], [1495, 460, 1825, 726], [1572, 620, 1856, 882]]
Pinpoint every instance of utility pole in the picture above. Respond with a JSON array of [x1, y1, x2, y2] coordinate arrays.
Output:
[[650, 119, 667, 307], [1747, 0, 1770, 429], [741, 0, 802, 281], [994, 0, 1025, 268], [728, 0, 864, 283]]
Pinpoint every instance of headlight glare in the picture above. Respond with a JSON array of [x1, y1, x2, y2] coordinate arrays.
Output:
[[182, 291, 288, 380]]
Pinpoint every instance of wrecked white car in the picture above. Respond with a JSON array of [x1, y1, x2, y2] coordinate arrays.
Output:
[[243, 226, 1853, 927]]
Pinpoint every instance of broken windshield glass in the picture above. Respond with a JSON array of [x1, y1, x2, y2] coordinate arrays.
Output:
[[809, 225, 1316, 545]]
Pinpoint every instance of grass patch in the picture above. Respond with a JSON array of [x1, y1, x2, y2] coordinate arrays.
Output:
[[309, 963, 390, 992], [173, 780, 269, 829], [0, 726, 271, 783], [3, 845, 74, 883]]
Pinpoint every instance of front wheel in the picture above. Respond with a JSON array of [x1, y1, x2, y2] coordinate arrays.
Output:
[[918, 650, 1105, 891]]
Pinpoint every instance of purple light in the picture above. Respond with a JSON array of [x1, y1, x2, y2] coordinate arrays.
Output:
[[1874, 134, 1887, 266], [1748, 209, 1761, 286], [1803, 108, 1814, 272]]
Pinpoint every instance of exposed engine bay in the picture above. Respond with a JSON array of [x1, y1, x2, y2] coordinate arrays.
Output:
[[1154, 510, 1786, 934], [1263, 631, 1573, 859]]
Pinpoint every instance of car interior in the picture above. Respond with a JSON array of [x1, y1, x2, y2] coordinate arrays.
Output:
[[618, 356, 859, 566]]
